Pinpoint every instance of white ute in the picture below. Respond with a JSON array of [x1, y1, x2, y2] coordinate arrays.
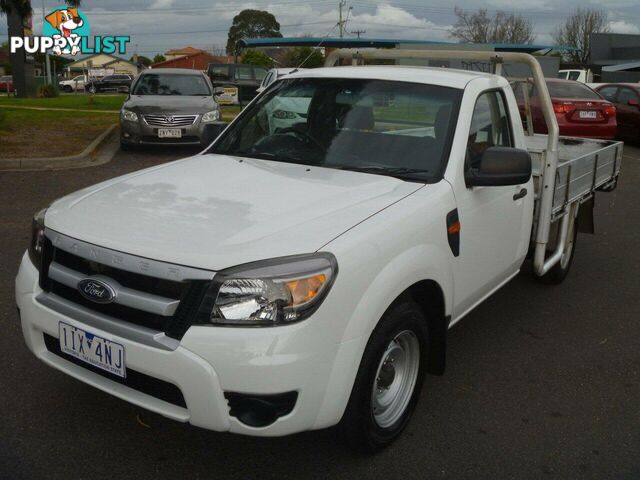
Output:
[[16, 49, 623, 451]]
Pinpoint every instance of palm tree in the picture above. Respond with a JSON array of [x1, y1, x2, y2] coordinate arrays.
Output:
[[2, 0, 81, 96]]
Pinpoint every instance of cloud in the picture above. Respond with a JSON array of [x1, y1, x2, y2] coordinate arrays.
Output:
[[607, 19, 640, 34]]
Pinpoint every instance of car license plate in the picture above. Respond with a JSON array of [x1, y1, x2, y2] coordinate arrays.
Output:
[[579, 110, 597, 119], [58, 322, 126, 378], [158, 128, 182, 138]]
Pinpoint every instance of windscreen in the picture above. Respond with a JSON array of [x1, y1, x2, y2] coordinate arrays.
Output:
[[132, 74, 211, 96], [209, 78, 461, 182]]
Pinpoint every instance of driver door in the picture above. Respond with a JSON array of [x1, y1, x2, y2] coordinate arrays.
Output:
[[452, 90, 533, 318]]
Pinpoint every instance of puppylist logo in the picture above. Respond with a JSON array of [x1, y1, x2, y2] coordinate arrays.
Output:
[[10, 6, 130, 56]]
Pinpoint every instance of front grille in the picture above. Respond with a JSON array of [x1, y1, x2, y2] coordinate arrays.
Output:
[[43, 333, 187, 408], [40, 237, 209, 340], [143, 114, 198, 127]]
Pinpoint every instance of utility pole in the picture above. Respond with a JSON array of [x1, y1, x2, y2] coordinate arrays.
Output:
[[351, 29, 366, 38], [338, 0, 352, 38], [42, 0, 52, 85]]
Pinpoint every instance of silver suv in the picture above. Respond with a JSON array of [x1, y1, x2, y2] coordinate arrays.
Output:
[[120, 68, 224, 149]]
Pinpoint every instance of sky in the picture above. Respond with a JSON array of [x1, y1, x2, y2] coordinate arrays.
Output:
[[1, 0, 640, 58]]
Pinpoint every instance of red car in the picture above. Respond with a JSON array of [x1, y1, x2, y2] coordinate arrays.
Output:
[[0, 75, 14, 93], [512, 78, 617, 140], [594, 83, 640, 142]]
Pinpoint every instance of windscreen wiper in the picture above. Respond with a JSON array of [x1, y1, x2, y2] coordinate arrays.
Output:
[[336, 165, 430, 179]]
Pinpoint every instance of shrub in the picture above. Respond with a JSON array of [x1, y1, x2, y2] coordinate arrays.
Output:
[[38, 84, 58, 98]]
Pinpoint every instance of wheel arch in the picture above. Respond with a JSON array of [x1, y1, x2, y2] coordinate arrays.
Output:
[[399, 280, 449, 375]]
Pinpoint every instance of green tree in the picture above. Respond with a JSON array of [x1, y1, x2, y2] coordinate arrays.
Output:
[[152, 54, 166, 64], [283, 47, 324, 68], [226, 9, 282, 55], [131, 55, 152, 67], [241, 49, 274, 69]]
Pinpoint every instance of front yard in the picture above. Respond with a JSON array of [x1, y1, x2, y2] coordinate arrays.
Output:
[[0, 95, 241, 159]]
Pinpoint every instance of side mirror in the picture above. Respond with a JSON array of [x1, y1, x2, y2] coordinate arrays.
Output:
[[213, 87, 225, 96], [466, 146, 532, 187], [201, 122, 227, 147], [628, 98, 639, 107]]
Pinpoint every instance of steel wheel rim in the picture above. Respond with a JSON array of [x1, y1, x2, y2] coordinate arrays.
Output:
[[560, 217, 576, 269], [371, 330, 420, 429]]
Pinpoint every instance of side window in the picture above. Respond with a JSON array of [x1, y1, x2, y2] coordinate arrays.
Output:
[[467, 91, 513, 168], [618, 88, 639, 104], [235, 66, 253, 80], [262, 71, 274, 88], [210, 66, 230, 81], [254, 68, 268, 82], [598, 86, 618, 102]]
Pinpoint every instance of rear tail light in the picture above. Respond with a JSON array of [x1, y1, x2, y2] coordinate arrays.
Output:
[[553, 102, 574, 114], [604, 105, 617, 117]]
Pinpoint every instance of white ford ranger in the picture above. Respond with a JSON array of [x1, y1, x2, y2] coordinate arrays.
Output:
[[16, 49, 622, 451]]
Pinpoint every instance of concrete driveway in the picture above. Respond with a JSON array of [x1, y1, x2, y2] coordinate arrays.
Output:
[[1, 145, 638, 479]]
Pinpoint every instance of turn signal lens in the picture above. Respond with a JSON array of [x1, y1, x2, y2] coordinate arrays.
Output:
[[285, 274, 327, 306]]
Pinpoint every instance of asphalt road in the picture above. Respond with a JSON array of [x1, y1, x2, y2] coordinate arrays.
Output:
[[1, 145, 638, 480]]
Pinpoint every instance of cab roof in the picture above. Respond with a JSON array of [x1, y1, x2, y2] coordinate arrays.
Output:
[[287, 65, 501, 89]]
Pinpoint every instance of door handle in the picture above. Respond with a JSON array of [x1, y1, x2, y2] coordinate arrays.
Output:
[[513, 188, 528, 201]]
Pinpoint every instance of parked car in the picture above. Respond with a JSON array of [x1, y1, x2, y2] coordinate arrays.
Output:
[[594, 83, 640, 142], [512, 78, 617, 139], [557, 68, 594, 83], [256, 68, 305, 94], [0, 75, 14, 93], [207, 63, 268, 105], [58, 75, 88, 92], [119, 68, 223, 148], [85, 74, 133, 94], [16, 51, 622, 452]]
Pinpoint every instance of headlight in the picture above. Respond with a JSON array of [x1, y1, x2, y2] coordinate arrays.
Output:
[[202, 110, 220, 123], [121, 109, 138, 122], [196, 253, 338, 326], [272, 109, 297, 119], [28, 208, 47, 270]]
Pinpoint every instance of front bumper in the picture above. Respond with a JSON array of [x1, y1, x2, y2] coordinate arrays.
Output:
[[15, 253, 363, 436], [120, 116, 226, 147]]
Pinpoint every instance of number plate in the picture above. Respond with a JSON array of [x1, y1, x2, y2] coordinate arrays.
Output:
[[59, 322, 126, 378], [579, 110, 597, 119], [158, 128, 182, 138]]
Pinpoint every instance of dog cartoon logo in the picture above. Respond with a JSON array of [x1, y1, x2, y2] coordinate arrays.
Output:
[[43, 7, 90, 55]]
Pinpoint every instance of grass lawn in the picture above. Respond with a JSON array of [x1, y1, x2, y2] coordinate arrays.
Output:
[[0, 94, 127, 111], [0, 96, 242, 158], [0, 108, 118, 158]]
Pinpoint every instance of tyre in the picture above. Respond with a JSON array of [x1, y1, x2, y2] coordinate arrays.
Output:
[[63, 85, 73, 93], [538, 214, 578, 284], [88, 85, 97, 94], [339, 300, 428, 452]]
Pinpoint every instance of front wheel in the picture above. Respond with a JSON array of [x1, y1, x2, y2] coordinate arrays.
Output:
[[338, 300, 428, 452]]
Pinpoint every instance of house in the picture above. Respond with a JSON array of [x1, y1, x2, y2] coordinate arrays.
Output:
[[164, 46, 206, 61], [63, 53, 140, 78], [151, 52, 233, 71]]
